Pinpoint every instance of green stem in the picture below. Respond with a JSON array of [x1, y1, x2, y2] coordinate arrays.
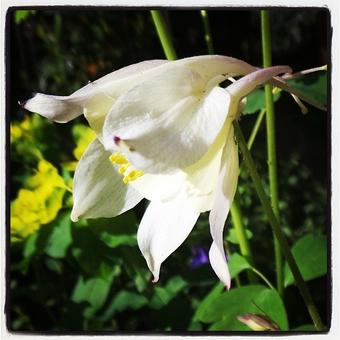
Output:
[[233, 121, 325, 331], [151, 10, 177, 60], [230, 202, 257, 284], [250, 267, 275, 290], [230, 108, 266, 283], [230, 203, 252, 262], [200, 10, 214, 54], [247, 109, 266, 150], [261, 10, 283, 296]]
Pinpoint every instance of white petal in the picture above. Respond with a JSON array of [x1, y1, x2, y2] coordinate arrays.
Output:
[[103, 74, 232, 174], [183, 55, 256, 79], [71, 139, 143, 221], [23, 93, 87, 123], [131, 171, 186, 202], [23, 60, 169, 125], [137, 199, 200, 282], [209, 126, 239, 289], [227, 65, 292, 101], [184, 120, 232, 195]]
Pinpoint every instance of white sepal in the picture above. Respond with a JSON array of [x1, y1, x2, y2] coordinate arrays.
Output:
[[208, 126, 239, 289], [137, 199, 200, 282], [71, 139, 143, 221]]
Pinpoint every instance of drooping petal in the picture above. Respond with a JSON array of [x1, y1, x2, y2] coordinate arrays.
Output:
[[103, 69, 232, 174], [209, 126, 239, 289], [227, 65, 292, 101], [71, 139, 143, 222], [137, 198, 200, 282], [23, 60, 169, 125]]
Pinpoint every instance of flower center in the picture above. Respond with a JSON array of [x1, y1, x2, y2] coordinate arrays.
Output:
[[109, 152, 144, 184]]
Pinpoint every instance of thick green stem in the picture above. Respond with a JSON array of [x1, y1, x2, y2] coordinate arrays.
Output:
[[233, 121, 325, 331], [261, 10, 283, 296], [151, 10, 177, 60], [200, 10, 214, 54]]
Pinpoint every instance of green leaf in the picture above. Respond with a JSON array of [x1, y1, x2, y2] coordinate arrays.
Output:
[[44, 213, 72, 258], [284, 233, 327, 286], [243, 89, 281, 114], [193, 282, 224, 322], [45, 258, 63, 274], [23, 232, 39, 259], [228, 253, 252, 279], [100, 232, 136, 248], [71, 264, 119, 318], [287, 73, 327, 109], [227, 228, 253, 244], [198, 285, 288, 331], [150, 276, 188, 309], [100, 290, 148, 321]]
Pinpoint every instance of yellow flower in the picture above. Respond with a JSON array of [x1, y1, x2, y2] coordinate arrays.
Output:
[[10, 160, 67, 241], [72, 124, 96, 161]]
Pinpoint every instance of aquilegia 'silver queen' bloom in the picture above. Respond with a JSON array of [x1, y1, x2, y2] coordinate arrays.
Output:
[[24, 55, 292, 288]]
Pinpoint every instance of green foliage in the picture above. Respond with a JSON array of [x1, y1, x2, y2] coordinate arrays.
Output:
[[150, 276, 188, 309], [284, 233, 327, 286], [243, 89, 281, 114], [228, 253, 252, 278], [227, 228, 253, 244], [195, 285, 288, 331], [44, 213, 72, 258], [193, 283, 224, 322], [72, 264, 120, 318], [287, 73, 327, 108]]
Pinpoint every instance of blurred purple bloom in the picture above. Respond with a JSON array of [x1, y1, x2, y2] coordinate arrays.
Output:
[[190, 246, 209, 268]]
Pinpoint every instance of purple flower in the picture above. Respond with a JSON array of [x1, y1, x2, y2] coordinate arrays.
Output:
[[190, 246, 209, 268]]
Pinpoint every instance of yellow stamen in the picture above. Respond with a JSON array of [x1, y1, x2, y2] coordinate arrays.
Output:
[[109, 152, 129, 165], [118, 163, 130, 174], [109, 152, 144, 184], [123, 170, 144, 184]]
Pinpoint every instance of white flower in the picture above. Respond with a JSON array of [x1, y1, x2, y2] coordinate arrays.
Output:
[[24, 55, 291, 288]]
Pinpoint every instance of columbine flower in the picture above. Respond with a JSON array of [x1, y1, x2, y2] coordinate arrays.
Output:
[[23, 55, 291, 288]]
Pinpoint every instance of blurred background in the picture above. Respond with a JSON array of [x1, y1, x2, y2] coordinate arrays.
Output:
[[8, 8, 329, 332]]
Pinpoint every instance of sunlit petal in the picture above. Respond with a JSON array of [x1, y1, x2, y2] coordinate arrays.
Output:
[[209, 126, 239, 289], [24, 60, 169, 125], [103, 77, 232, 174], [137, 199, 200, 282], [71, 139, 143, 221]]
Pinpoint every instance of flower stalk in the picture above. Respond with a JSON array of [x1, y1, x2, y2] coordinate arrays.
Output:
[[151, 10, 177, 60], [233, 121, 325, 331], [200, 10, 214, 54], [261, 10, 283, 296]]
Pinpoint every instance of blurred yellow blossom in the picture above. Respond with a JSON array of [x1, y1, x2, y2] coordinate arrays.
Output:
[[72, 124, 96, 161], [11, 160, 68, 242], [63, 124, 96, 172]]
